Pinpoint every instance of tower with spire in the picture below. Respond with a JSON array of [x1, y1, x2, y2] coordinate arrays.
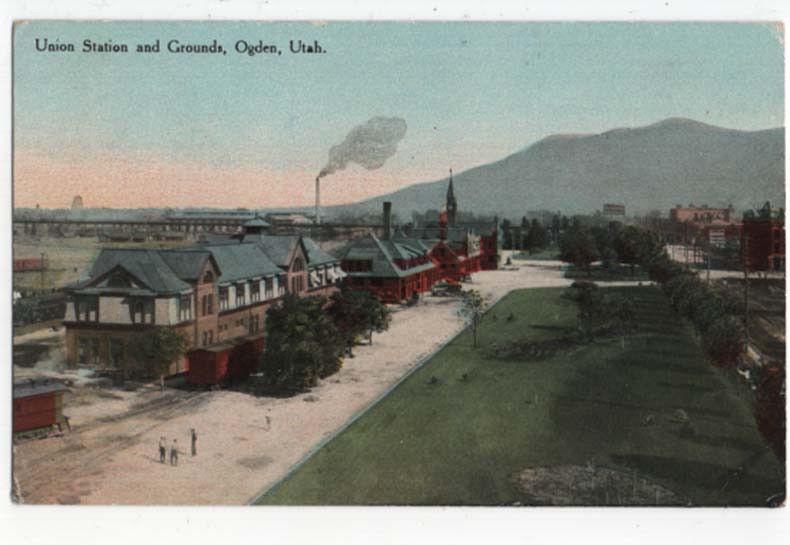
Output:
[[446, 168, 458, 227]]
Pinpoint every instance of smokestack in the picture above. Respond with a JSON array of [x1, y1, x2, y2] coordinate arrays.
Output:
[[383, 201, 392, 240], [315, 177, 321, 225]]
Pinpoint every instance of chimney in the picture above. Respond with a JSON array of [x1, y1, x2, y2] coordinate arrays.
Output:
[[315, 177, 321, 225], [383, 201, 392, 240]]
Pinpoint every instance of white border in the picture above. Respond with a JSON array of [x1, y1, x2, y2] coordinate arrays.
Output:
[[1, 2, 788, 545]]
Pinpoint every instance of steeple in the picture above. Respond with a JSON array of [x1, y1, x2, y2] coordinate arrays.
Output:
[[446, 168, 458, 227]]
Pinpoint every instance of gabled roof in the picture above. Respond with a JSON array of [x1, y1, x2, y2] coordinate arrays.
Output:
[[79, 249, 195, 293], [301, 237, 340, 266], [194, 243, 281, 283], [339, 233, 435, 278], [242, 233, 299, 268], [159, 250, 214, 281]]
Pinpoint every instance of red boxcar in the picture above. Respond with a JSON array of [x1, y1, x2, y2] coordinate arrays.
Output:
[[13, 379, 67, 432], [187, 334, 264, 385], [13, 257, 45, 273]]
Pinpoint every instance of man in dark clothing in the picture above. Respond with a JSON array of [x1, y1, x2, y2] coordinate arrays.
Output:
[[158, 436, 167, 463], [170, 439, 179, 466], [190, 428, 197, 457]]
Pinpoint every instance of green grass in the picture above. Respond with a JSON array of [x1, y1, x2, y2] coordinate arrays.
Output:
[[564, 264, 649, 281], [258, 287, 784, 506]]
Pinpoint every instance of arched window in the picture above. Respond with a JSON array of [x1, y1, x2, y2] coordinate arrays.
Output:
[[203, 270, 214, 283], [292, 257, 305, 272]]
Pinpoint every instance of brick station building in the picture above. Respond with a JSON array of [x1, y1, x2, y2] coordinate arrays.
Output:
[[409, 174, 499, 272], [741, 203, 785, 272], [338, 175, 499, 301], [63, 218, 344, 382], [339, 219, 439, 304]]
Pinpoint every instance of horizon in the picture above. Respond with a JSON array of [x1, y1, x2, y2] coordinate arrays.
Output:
[[13, 22, 784, 209]]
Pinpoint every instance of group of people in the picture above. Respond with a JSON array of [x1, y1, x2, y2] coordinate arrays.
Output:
[[158, 429, 198, 466]]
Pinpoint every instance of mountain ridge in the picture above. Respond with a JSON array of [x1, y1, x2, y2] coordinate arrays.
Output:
[[323, 117, 785, 219]]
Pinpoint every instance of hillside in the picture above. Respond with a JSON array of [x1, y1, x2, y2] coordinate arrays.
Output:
[[325, 118, 785, 219]]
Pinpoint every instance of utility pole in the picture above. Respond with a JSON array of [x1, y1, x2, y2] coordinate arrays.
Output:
[[706, 238, 711, 284], [742, 234, 750, 350], [39, 252, 46, 291]]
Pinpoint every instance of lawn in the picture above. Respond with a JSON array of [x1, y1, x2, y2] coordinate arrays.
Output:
[[258, 287, 784, 506]]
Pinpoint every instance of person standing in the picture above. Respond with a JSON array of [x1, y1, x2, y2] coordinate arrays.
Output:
[[190, 428, 197, 457], [170, 439, 179, 466], [158, 436, 167, 464]]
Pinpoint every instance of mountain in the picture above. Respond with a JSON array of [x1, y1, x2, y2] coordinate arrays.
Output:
[[324, 118, 785, 219]]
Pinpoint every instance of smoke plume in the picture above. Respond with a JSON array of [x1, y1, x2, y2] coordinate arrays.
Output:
[[318, 116, 407, 179]]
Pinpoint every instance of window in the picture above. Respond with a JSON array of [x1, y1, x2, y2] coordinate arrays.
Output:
[[208, 330, 214, 345], [278, 274, 287, 295], [78, 337, 101, 366], [178, 294, 193, 321], [219, 286, 229, 311], [264, 277, 274, 299], [250, 282, 260, 302], [75, 296, 99, 322], [202, 270, 214, 284], [292, 257, 305, 272], [235, 283, 246, 306], [202, 294, 214, 316], [202, 331, 208, 347], [130, 298, 155, 324]]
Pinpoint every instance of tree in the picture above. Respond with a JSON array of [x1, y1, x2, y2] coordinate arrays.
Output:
[[127, 327, 189, 383], [614, 226, 642, 276], [328, 288, 391, 356], [520, 216, 530, 251], [559, 225, 599, 274], [527, 218, 548, 254], [702, 316, 744, 367], [458, 289, 488, 348], [550, 214, 561, 242], [259, 294, 344, 394], [564, 281, 604, 339], [501, 218, 513, 250]]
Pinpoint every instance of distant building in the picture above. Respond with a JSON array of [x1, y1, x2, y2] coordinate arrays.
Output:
[[741, 203, 785, 272], [264, 212, 313, 226], [670, 203, 735, 226], [602, 203, 626, 217], [71, 195, 84, 210]]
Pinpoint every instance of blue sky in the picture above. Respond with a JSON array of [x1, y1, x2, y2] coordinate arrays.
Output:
[[13, 21, 785, 208]]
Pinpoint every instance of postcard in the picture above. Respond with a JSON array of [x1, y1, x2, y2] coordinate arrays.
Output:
[[10, 20, 785, 508]]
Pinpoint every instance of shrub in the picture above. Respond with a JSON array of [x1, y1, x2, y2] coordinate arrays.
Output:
[[702, 316, 744, 367]]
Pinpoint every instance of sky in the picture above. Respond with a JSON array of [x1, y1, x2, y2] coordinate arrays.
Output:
[[12, 21, 785, 209]]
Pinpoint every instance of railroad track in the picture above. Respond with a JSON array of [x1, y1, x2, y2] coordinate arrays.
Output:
[[14, 389, 214, 502]]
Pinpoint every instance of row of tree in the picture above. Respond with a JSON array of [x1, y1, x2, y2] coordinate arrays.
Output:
[[501, 217, 551, 252], [558, 220, 642, 274], [626, 226, 783, 460], [257, 288, 391, 394]]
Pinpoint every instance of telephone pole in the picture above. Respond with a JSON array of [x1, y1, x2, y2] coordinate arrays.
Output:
[[742, 234, 750, 350]]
